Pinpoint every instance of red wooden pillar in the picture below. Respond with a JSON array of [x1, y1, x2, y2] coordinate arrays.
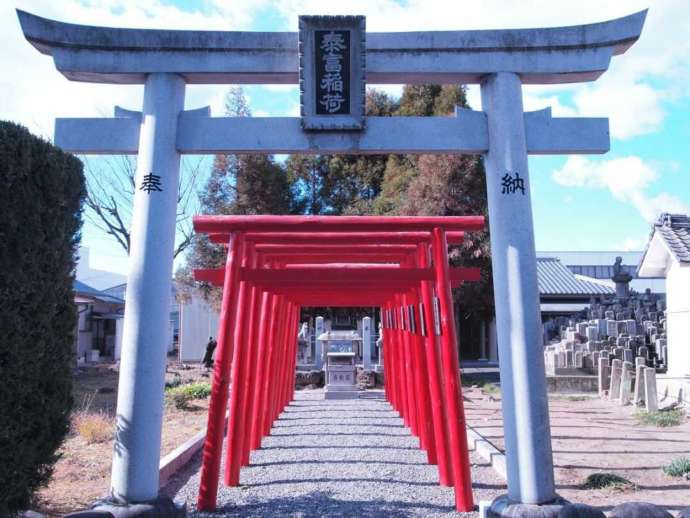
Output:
[[381, 304, 390, 403], [409, 286, 436, 464], [289, 305, 300, 400], [224, 242, 253, 487], [385, 303, 396, 407], [417, 242, 453, 487], [197, 232, 244, 511], [261, 294, 280, 437], [286, 303, 298, 405], [240, 249, 260, 467], [393, 295, 410, 428], [279, 301, 293, 410], [271, 296, 288, 423], [401, 292, 420, 441], [400, 294, 419, 438], [249, 290, 271, 450], [431, 227, 474, 512]]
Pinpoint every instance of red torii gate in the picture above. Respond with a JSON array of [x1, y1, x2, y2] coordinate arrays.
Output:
[[192, 215, 484, 512]]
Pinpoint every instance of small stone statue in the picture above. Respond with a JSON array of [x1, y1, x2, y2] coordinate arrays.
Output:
[[297, 322, 308, 342], [611, 256, 633, 300], [611, 256, 633, 283]]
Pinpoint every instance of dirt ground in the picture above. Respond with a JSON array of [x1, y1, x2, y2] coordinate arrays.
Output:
[[464, 386, 690, 515], [34, 361, 211, 517]]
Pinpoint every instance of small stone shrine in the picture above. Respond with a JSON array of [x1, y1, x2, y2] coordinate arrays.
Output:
[[544, 282, 666, 410], [318, 330, 362, 400]]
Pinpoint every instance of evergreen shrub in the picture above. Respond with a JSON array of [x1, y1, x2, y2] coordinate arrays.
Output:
[[0, 121, 85, 515]]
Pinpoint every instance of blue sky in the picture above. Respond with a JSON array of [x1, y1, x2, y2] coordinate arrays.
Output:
[[2, 0, 689, 275]]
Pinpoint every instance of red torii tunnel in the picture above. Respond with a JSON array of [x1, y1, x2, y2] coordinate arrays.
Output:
[[192, 215, 485, 512]]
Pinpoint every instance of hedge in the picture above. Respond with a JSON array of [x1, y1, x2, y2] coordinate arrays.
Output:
[[0, 121, 86, 515]]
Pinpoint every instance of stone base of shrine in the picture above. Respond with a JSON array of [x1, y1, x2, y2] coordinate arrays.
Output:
[[324, 387, 360, 400]]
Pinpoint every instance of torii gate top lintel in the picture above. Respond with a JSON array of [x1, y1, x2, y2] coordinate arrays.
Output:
[[17, 8, 646, 85]]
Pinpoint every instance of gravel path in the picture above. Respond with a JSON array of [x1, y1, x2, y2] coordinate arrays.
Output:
[[169, 389, 506, 517]]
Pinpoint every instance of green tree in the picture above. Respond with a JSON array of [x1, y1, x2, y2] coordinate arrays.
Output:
[[0, 121, 85, 515], [375, 85, 494, 322], [176, 87, 294, 306], [286, 89, 398, 215]]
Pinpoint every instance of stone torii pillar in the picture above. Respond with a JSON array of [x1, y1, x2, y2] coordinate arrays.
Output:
[[113, 73, 185, 506], [481, 72, 556, 507]]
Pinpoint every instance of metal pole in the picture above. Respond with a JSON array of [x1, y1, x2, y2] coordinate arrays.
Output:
[[481, 72, 556, 504], [111, 73, 185, 503]]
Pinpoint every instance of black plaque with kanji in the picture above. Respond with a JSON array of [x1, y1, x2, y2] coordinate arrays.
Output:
[[314, 30, 350, 115], [299, 15, 365, 131]]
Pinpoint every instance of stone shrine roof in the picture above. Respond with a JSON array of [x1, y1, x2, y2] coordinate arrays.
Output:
[[537, 257, 615, 297], [655, 213, 690, 264]]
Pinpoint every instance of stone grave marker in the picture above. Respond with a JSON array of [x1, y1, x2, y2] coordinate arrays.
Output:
[[644, 367, 658, 412], [598, 356, 610, 397], [619, 361, 633, 405], [609, 359, 623, 401]]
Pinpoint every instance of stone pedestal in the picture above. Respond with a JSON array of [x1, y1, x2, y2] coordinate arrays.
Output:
[[615, 281, 630, 300], [484, 495, 569, 518], [324, 351, 358, 400]]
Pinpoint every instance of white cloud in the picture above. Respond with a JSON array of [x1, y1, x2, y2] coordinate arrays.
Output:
[[553, 156, 689, 223], [573, 80, 665, 140], [616, 237, 647, 252]]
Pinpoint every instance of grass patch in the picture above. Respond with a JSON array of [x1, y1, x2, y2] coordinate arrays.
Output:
[[462, 377, 500, 396], [581, 473, 636, 491], [663, 457, 690, 478], [634, 408, 685, 427], [564, 395, 588, 402], [166, 382, 212, 409], [72, 411, 113, 444], [549, 394, 592, 402], [479, 382, 500, 396], [165, 373, 182, 390]]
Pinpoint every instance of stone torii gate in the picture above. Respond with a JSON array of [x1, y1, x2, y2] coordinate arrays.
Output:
[[17, 8, 646, 515]]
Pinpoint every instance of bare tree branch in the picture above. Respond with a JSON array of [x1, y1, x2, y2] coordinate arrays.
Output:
[[81, 154, 203, 259]]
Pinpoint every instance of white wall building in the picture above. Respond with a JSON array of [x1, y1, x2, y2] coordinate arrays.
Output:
[[179, 295, 220, 362], [638, 214, 690, 404], [76, 247, 127, 291]]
